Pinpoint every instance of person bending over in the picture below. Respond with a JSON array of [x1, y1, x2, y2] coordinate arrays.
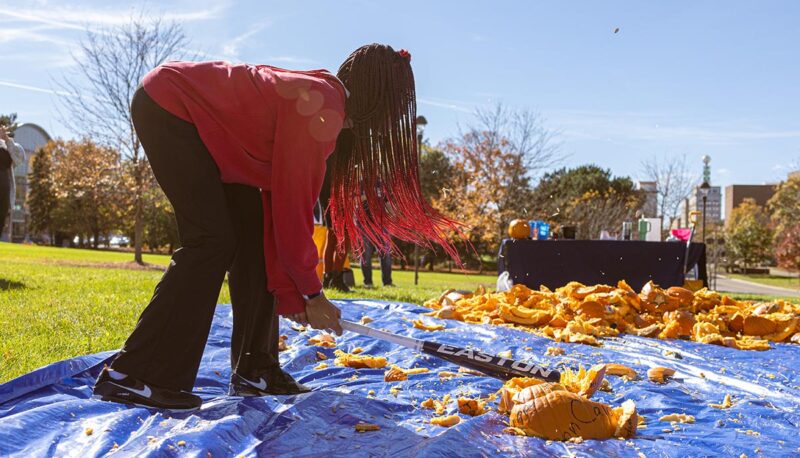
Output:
[[93, 44, 460, 411]]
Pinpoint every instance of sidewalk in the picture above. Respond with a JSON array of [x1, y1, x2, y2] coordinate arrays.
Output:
[[714, 274, 800, 297]]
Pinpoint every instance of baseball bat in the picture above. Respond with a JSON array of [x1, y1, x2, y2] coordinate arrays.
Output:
[[340, 320, 561, 382]]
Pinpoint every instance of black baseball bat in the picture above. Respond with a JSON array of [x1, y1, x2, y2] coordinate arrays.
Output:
[[340, 320, 561, 382]]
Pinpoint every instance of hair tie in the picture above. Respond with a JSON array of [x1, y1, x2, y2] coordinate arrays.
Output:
[[397, 49, 411, 61]]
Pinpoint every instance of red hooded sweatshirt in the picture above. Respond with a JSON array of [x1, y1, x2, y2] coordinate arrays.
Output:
[[142, 61, 346, 315]]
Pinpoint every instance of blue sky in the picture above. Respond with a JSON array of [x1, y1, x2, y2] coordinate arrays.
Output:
[[1, 0, 798, 190]]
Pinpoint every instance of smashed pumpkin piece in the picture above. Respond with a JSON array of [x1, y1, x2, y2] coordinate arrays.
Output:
[[497, 377, 545, 414], [457, 398, 486, 416], [308, 334, 336, 348], [316, 351, 327, 361], [545, 346, 565, 356], [355, 423, 381, 432], [508, 382, 638, 440], [559, 364, 607, 398], [710, 394, 733, 409], [278, 335, 289, 352], [333, 350, 387, 369], [383, 365, 429, 382], [421, 395, 451, 415], [647, 367, 675, 384], [598, 363, 638, 380], [430, 415, 461, 427], [422, 282, 800, 351], [659, 413, 695, 423], [438, 371, 460, 379], [314, 362, 328, 370], [412, 319, 446, 331], [384, 365, 408, 382]]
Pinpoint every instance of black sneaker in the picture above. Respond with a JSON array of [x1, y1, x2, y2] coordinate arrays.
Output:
[[93, 367, 201, 412], [229, 369, 311, 396]]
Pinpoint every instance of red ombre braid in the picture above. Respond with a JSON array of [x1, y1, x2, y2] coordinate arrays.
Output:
[[329, 43, 462, 263]]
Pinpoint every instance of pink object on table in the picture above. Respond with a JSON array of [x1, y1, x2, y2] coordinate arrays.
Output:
[[671, 228, 692, 241]]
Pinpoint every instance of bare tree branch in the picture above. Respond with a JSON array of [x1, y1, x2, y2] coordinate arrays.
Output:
[[640, 153, 699, 230], [56, 14, 188, 263], [473, 103, 562, 180]]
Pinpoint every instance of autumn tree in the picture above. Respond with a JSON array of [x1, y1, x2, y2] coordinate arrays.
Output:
[[640, 154, 697, 230], [45, 139, 125, 248], [768, 174, 800, 273], [26, 147, 57, 241], [725, 199, 774, 270], [768, 174, 800, 234], [58, 16, 188, 262], [774, 225, 800, 277], [435, 106, 558, 268]]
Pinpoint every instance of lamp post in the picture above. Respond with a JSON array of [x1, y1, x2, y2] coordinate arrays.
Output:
[[414, 115, 427, 286]]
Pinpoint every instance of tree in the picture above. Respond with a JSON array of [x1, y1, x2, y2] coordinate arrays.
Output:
[[725, 199, 774, 270], [774, 225, 800, 276], [142, 180, 179, 253], [767, 174, 800, 235], [26, 148, 57, 241], [640, 154, 697, 230], [530, 165, 644, 238], [473, 104, 561, 179], [418, 145, 454, 202], [0, 113, 19, 132], [45, 139, 125, 248], [58, 16, 188, 262], [563, 189, 643, 240]]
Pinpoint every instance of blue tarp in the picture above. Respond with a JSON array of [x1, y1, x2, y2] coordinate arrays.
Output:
[[1, 299, 799, 457]]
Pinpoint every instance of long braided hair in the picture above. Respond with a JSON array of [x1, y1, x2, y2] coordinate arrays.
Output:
[[329, 43, 461, 262]]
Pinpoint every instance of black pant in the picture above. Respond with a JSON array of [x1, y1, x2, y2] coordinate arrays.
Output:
[[0, 168, 10, 234], [361, 238, 393, 286], [111, 87, 279, 391]]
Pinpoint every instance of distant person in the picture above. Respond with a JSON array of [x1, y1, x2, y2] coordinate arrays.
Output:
[[360, 237, 394, 287], [93, 44, 460, 411], [0, 125, 25, 235], [358, 185, 394, 287]]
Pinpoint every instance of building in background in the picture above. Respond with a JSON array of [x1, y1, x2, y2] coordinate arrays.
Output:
[[0, 123, 51, 242], [678, 155, 721, 228], [724, 184, 777, 219], [683, 185, 722, 226], [637, 181, 658, 218]]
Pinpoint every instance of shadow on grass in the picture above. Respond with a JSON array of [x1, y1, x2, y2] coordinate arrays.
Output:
[[0, 278, 27, 291]]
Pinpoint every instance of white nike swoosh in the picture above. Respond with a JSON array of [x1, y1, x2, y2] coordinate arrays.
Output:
[[244, 377, 267, 390], [111, 381, 152, 398]]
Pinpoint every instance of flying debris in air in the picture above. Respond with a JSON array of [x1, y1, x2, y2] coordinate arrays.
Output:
[[614, 27, 620, 34]]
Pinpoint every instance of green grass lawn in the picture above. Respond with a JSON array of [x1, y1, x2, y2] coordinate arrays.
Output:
[[728, 273, 800, 291], [0, 242, 495, 383]]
